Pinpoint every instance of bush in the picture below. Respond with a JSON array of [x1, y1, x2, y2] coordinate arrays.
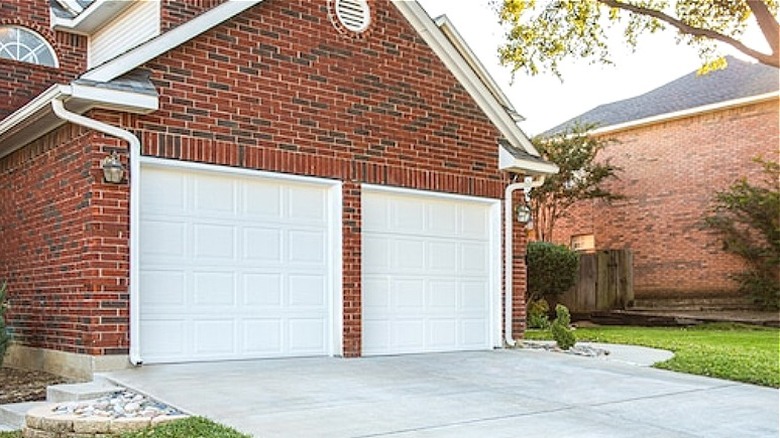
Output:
[[526, 241, 579, 302], [704, 159, 780, 310], [550, 305, 576, 350], [0, 282, 8, 366], [527, 299, 550, 329]]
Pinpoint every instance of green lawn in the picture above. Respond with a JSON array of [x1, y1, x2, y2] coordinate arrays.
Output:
[[0, 417, 248, 438], [526, 323, 780, 387]]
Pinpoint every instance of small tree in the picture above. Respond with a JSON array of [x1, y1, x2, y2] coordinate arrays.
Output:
[[526, 241, 579, 303], [704, 159, 780, 310], [0, 282, 9, 366], [551, 304, 576, 350], [531, 124, 623, 242]]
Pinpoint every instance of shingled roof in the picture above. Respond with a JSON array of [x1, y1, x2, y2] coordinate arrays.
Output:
[[543, 56, 779, 137]]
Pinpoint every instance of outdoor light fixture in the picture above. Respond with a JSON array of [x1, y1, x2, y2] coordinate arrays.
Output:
[[516, 204, 532, 224], [100, 151, 125, 184]]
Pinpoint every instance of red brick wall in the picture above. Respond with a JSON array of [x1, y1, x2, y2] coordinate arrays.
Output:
[[553, 99, 779, 298], [1, 0, 529, 357], [0, 1, 86, 118], [0, 115, 130, 355], [161, 0, 227, 32]]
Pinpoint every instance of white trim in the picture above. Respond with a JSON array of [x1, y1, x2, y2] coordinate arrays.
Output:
[[591, 91, 780, 136], [70, 83, 158, 112], [139, 157, 344, 358], [361, 183, 503, 351], [51, 0, 135, 35], [81, 0, 263, 82], [499, 145, 559, 175], [434, 16, 522, 122], [392, 1, 544, 162], [0, 85, 67, 137]]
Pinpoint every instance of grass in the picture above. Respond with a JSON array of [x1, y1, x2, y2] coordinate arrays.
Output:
[[527, 322, 780, 387], [0, 417, 249, 438]]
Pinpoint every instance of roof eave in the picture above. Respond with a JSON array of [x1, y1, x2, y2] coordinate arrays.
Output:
[[50, 0, 135, 35], [0, 83, 158, 159], [591, 91, 780, 136]]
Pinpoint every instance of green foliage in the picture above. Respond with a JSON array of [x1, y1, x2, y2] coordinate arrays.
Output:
[[550, 304, 576, 350], [526, 324, 780, 387], [0, 432, 20, 438], [704, 159, 780, 310], [527, 241, 579, 302], [496, 0, 780, 78], [120, 417, 250, 438], [0, 282, 8, 367], [530, 123, 622, 242], [527, 298, 550, 329]]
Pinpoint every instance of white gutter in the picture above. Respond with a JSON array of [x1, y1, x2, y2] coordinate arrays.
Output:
[[504, 176, 544, 346], [51, 99, 143, 366]]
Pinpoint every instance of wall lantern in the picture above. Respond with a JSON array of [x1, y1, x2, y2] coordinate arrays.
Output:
[[100, 151, 125, 184], [516, 204, 532, 224]]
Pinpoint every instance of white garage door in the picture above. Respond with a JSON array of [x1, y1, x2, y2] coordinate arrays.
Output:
[[362, 187, 499, 355], [139, 163, 335, 363]]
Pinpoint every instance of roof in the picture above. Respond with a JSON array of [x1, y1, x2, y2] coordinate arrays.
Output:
[[543, 56, 779, 137], [50, 0, 94, 19]]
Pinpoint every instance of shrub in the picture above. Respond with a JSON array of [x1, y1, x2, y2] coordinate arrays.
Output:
[[526, 241, 579, 302], [0, 282, 8, 366], [704, 159, 780, 310], [527, 299, 550, 329], [550, 304, 576, 350]]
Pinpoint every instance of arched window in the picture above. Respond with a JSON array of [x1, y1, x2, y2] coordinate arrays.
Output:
[[0, 26, 58, 67]]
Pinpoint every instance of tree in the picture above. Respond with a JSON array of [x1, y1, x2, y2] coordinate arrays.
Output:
[[529, 123, 622, 242], [704, 159, 780, 310], [497, 0, 780, 78]]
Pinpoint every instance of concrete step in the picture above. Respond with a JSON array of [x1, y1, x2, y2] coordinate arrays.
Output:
[[46, 381, 123, 403], [0, 401, 50, 429], [631, 296, 756, 311]]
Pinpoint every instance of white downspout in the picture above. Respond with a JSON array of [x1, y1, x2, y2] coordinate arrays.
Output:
[[52, 99, 143, 366], [504, 176, 544, 347]]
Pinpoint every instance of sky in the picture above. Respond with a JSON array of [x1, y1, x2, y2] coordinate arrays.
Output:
[[415, 0, 762, 136]]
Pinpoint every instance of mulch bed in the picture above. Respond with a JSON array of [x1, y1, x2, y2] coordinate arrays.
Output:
[[0, 368, 71, 405]]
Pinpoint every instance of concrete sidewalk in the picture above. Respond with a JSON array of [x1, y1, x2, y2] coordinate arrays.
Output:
[[102, 349, 779, 438]]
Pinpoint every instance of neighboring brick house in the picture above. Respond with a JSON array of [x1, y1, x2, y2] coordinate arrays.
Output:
[[544, 57, 779, 304], [0, 0, 557, 377]]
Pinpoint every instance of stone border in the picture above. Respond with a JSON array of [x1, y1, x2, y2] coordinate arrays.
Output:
[[23, 404, 188, 438]]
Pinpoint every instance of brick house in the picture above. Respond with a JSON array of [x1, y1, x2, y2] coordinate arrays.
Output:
[[0, 0, 557, 378], [544, 57, 778, 304]]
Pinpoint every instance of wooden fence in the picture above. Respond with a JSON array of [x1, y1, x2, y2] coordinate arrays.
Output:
[[559, 250, 634, 312]]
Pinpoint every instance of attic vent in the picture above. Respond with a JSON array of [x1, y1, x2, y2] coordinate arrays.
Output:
[[334, 0, 371, 33]]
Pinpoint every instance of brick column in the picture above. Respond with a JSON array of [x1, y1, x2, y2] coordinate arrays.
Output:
[[511, 189, 528, 340], [341, 182, 362, 357]]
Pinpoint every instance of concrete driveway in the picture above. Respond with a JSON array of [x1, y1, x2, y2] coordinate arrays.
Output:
[[102, 349, 779, 438]]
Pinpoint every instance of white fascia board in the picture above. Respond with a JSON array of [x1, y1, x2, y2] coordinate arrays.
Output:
[[498, 145, 558, 176], [81, 0, 264, 82], [51, 0, 135, 35], [393, 1, 543, 161], [70, 83, 159, 113], [434, 16, 523, 122], [0, 83, 159, 158], [591, 91, 780, 136]]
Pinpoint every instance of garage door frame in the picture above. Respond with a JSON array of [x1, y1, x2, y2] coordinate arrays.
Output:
[[132, 156, 343, 363], [361, 184, 503, 354]]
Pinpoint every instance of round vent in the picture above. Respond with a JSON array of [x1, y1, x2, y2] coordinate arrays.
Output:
[[335, 0, 371, 33]]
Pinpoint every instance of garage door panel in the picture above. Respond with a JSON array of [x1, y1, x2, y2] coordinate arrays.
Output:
[[140, 271, 185, 306], [192, 272, 235, 306], [242, 319, 282, 354], [142, 171, 185, 214], [193, 319, 236, 356], [288, 274, 326, 306], [243, 228, 282, 262], [194, 224, 235, 260], [141, 220, 185, 258], [288, 230, 326, 265], [242, 273, 283, 307], [140, 165, 333, 363], [363, 189, 496, 356]]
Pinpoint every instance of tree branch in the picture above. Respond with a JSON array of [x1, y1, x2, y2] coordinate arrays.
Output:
[[747, 0, 780, 61], [598, 0, 780, 68]]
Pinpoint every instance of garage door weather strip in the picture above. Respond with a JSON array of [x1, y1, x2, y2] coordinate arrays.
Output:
[[52, 99, 143, 366], [504, 177, 544, 347]]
